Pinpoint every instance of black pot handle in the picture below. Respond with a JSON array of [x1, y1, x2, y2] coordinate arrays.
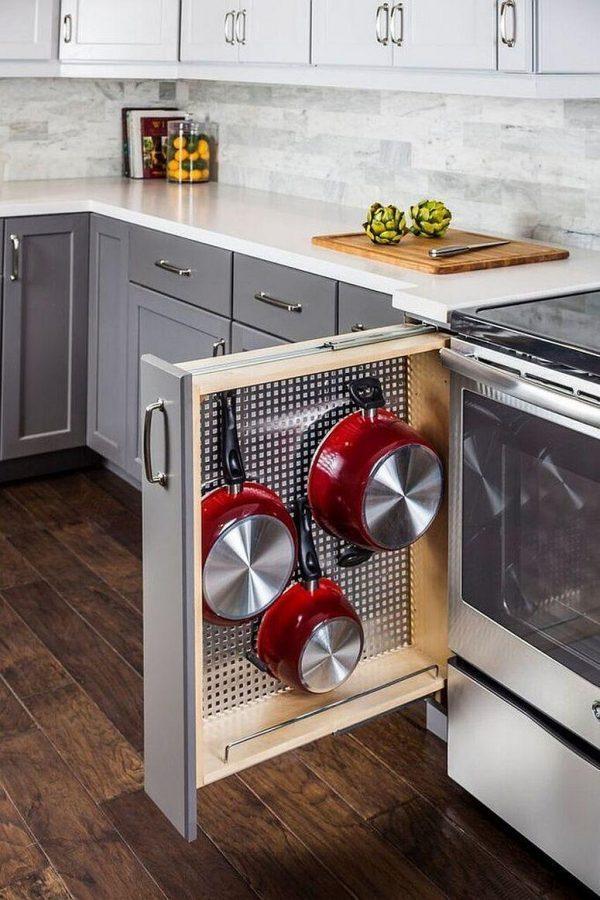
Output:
[[349, 376, 386, 412], [295, 497, 322, 584], [220, 391, 246, 487], [338, 545, 375, 568]]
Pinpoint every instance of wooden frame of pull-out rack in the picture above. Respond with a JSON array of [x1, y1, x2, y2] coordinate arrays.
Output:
[[141, 325, 450, 841]]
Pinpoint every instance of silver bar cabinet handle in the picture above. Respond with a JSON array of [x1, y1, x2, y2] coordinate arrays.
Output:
[[376, 3, 390, 45], [212, 339, 226, 357], [143, 400, 167, 487], [500, 0, 517, 48], [9, 234, 20, 282], [236, 9, 247, 45], [351, 323, 366, 332], [63, 13, 73, 43], [154, 259, 192, 277], [390, 3, 404, 46], [254, 291, 302, 314], [224, 10, 235, 44]]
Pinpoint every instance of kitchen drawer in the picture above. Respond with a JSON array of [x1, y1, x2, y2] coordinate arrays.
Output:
[[129, 226, 232, 317], [231, 322, 290, 353], [338, 284, 402, 334], [233, 255, 336, 341], [448, 661, 600, 893]]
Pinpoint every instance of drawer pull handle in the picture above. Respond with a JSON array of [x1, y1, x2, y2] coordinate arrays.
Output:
[[212, 339, 226, 357], [351, 322, 366, 332], [390, 3, 403, 46], [593, 701, 600, 722], [500, 0, 517, 47], [224, 10, 236, 44], [155, 259, 192, 277], [254, 291, 302, 314], [143, 400, 167, 487], [63, 13, 73, 43], [235, 8, 247, 44], [9, 234, 20, 282]]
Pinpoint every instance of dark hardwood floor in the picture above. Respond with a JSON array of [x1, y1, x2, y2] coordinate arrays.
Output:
[[0, 468, 593, 899]]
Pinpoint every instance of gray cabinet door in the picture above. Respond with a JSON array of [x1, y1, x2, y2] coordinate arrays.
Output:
[[1, 214, 89, 460], [127, 283, 230, 479], [87, 215, 129, 467], [337, 284, 402, 334], [231, 322, 289, 352], [233, 254, 337, 341]]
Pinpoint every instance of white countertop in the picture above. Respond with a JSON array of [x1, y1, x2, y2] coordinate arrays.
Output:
[[1, 177, 600, 326]]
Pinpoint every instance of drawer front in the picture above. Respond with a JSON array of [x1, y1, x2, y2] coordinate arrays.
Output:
[[233, 255, 336, 341], [338, 284, 401, 334], [448, 663, 600, 893], [129, 226, 232, 316], [231, 322, 289, 353]]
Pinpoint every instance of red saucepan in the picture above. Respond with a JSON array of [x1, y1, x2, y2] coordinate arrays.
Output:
[[202, 391, 297, 626], [250, 498, 364, 694], [308, 376, 443, 553]]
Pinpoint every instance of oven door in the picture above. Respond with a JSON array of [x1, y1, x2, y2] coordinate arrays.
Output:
[[442, 342, 600, 750]]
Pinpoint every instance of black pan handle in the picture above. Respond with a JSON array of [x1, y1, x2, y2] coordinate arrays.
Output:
[[220, 391, 246, 487], [295, 497, 322, 584], [338, 545, 375, 568], [349, 376, 386, 412]]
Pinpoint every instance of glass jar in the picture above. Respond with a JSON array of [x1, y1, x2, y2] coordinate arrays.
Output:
[[166, 118, 210, 184]]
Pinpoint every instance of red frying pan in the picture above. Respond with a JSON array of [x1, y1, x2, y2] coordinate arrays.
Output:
[[251, 498, 364, 693], [202, 391, 297, 626], [308, 376, 443, 553]]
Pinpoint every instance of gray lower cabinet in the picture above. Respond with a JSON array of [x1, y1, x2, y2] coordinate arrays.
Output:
[[127, 283, 231, 480], [1, 214, 89, 460], [233, 254, 337, 341], [87, 215, 129, 467], [338, 284, 401, 334], [231, 322, 289, 352]]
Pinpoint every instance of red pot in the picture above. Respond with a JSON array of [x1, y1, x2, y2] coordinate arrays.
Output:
[[202, 392, 297, 626], [254, 499, 364, 694], [308, 376, 443, 552]]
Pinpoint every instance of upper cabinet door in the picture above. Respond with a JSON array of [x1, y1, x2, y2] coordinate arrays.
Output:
[[498, 0, 533, 73], [392, 0, 496, 70], [538, 0, 600, 73], [59, 0, 179, 61], [238, 0, 311, 64], [180, 0, 240, 63], [0, 0, 58, 60], [312, 0, 393, 67]]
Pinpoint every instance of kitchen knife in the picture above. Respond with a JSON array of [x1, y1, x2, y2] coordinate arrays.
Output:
[[429, 239, 511, 259]]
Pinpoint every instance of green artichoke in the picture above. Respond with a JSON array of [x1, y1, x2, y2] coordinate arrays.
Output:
[[409, 199, 452, 238], [363, 203, 407, 245]]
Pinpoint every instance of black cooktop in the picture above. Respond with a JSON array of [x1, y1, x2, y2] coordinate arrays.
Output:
[[451, 289, 600, 380]]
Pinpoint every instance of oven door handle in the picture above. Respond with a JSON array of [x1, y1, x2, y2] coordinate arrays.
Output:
[[440, 347, 600, 431]]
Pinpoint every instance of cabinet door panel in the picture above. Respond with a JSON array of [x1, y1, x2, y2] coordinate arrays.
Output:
[[394, 0, 496, 70], [180, 0, 239, 63], [127, 284, 230, 479], [312, 0, 393, 67], [337, 284, 400, 334], [538, 0, 600, 73], [87, 216, 129, 466], [239, 0, 311, 64], [498, 0, 533, 73], [231, 322, 289, 352], [60, 0, 179, 61], [1, 215, 89, 460], [0, 0, 58, 60]]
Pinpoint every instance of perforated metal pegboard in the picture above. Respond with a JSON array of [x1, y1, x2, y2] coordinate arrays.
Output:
[[201, 357, 411, 718]]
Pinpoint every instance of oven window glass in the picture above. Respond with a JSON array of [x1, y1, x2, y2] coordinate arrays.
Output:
[[462, 391, 600, 687]]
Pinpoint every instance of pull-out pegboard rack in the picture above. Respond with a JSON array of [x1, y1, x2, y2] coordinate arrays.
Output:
[[142, 325, 450, 840]]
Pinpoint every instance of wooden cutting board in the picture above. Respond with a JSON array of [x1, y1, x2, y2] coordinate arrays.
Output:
[[312, 229, 569, 275]]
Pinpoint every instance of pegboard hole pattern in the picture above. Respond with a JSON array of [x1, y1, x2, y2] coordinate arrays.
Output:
[[201, 358, 412, 719]]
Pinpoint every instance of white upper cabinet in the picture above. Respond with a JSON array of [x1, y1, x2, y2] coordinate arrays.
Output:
[[0, 0, 58, 60], [392, 0, 496, 70], [180, 0, 239, 63], [59, 0, 179, 61], [238, 0, 311, 65], [498, 0, 533, 73], [538, 0, 600, 74], [312, 0, 393, 67]]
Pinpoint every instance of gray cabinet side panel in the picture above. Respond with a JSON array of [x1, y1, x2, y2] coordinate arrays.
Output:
[[1, 214, 89, 460], [87, 215, 129, 466], [141, 355, 197, 841]]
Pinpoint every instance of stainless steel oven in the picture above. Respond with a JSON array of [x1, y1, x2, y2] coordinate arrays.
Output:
[[442, 339, 600, 750]]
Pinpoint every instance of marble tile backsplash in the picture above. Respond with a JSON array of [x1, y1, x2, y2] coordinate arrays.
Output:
[[1, 78, 600, 250]]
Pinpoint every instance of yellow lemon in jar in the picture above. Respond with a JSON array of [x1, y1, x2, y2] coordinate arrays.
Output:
[[190, 169, 206, 182], [178, 170, 190, 181], [174, 148, 189, 162], [172, 136, 186, 150], [198, 139, 210, 159], [167, 159, 179, 172], [188, 151, 200, 162]]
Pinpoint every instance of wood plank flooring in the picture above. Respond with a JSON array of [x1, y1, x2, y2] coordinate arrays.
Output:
[[0, 468, 593, 900]]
